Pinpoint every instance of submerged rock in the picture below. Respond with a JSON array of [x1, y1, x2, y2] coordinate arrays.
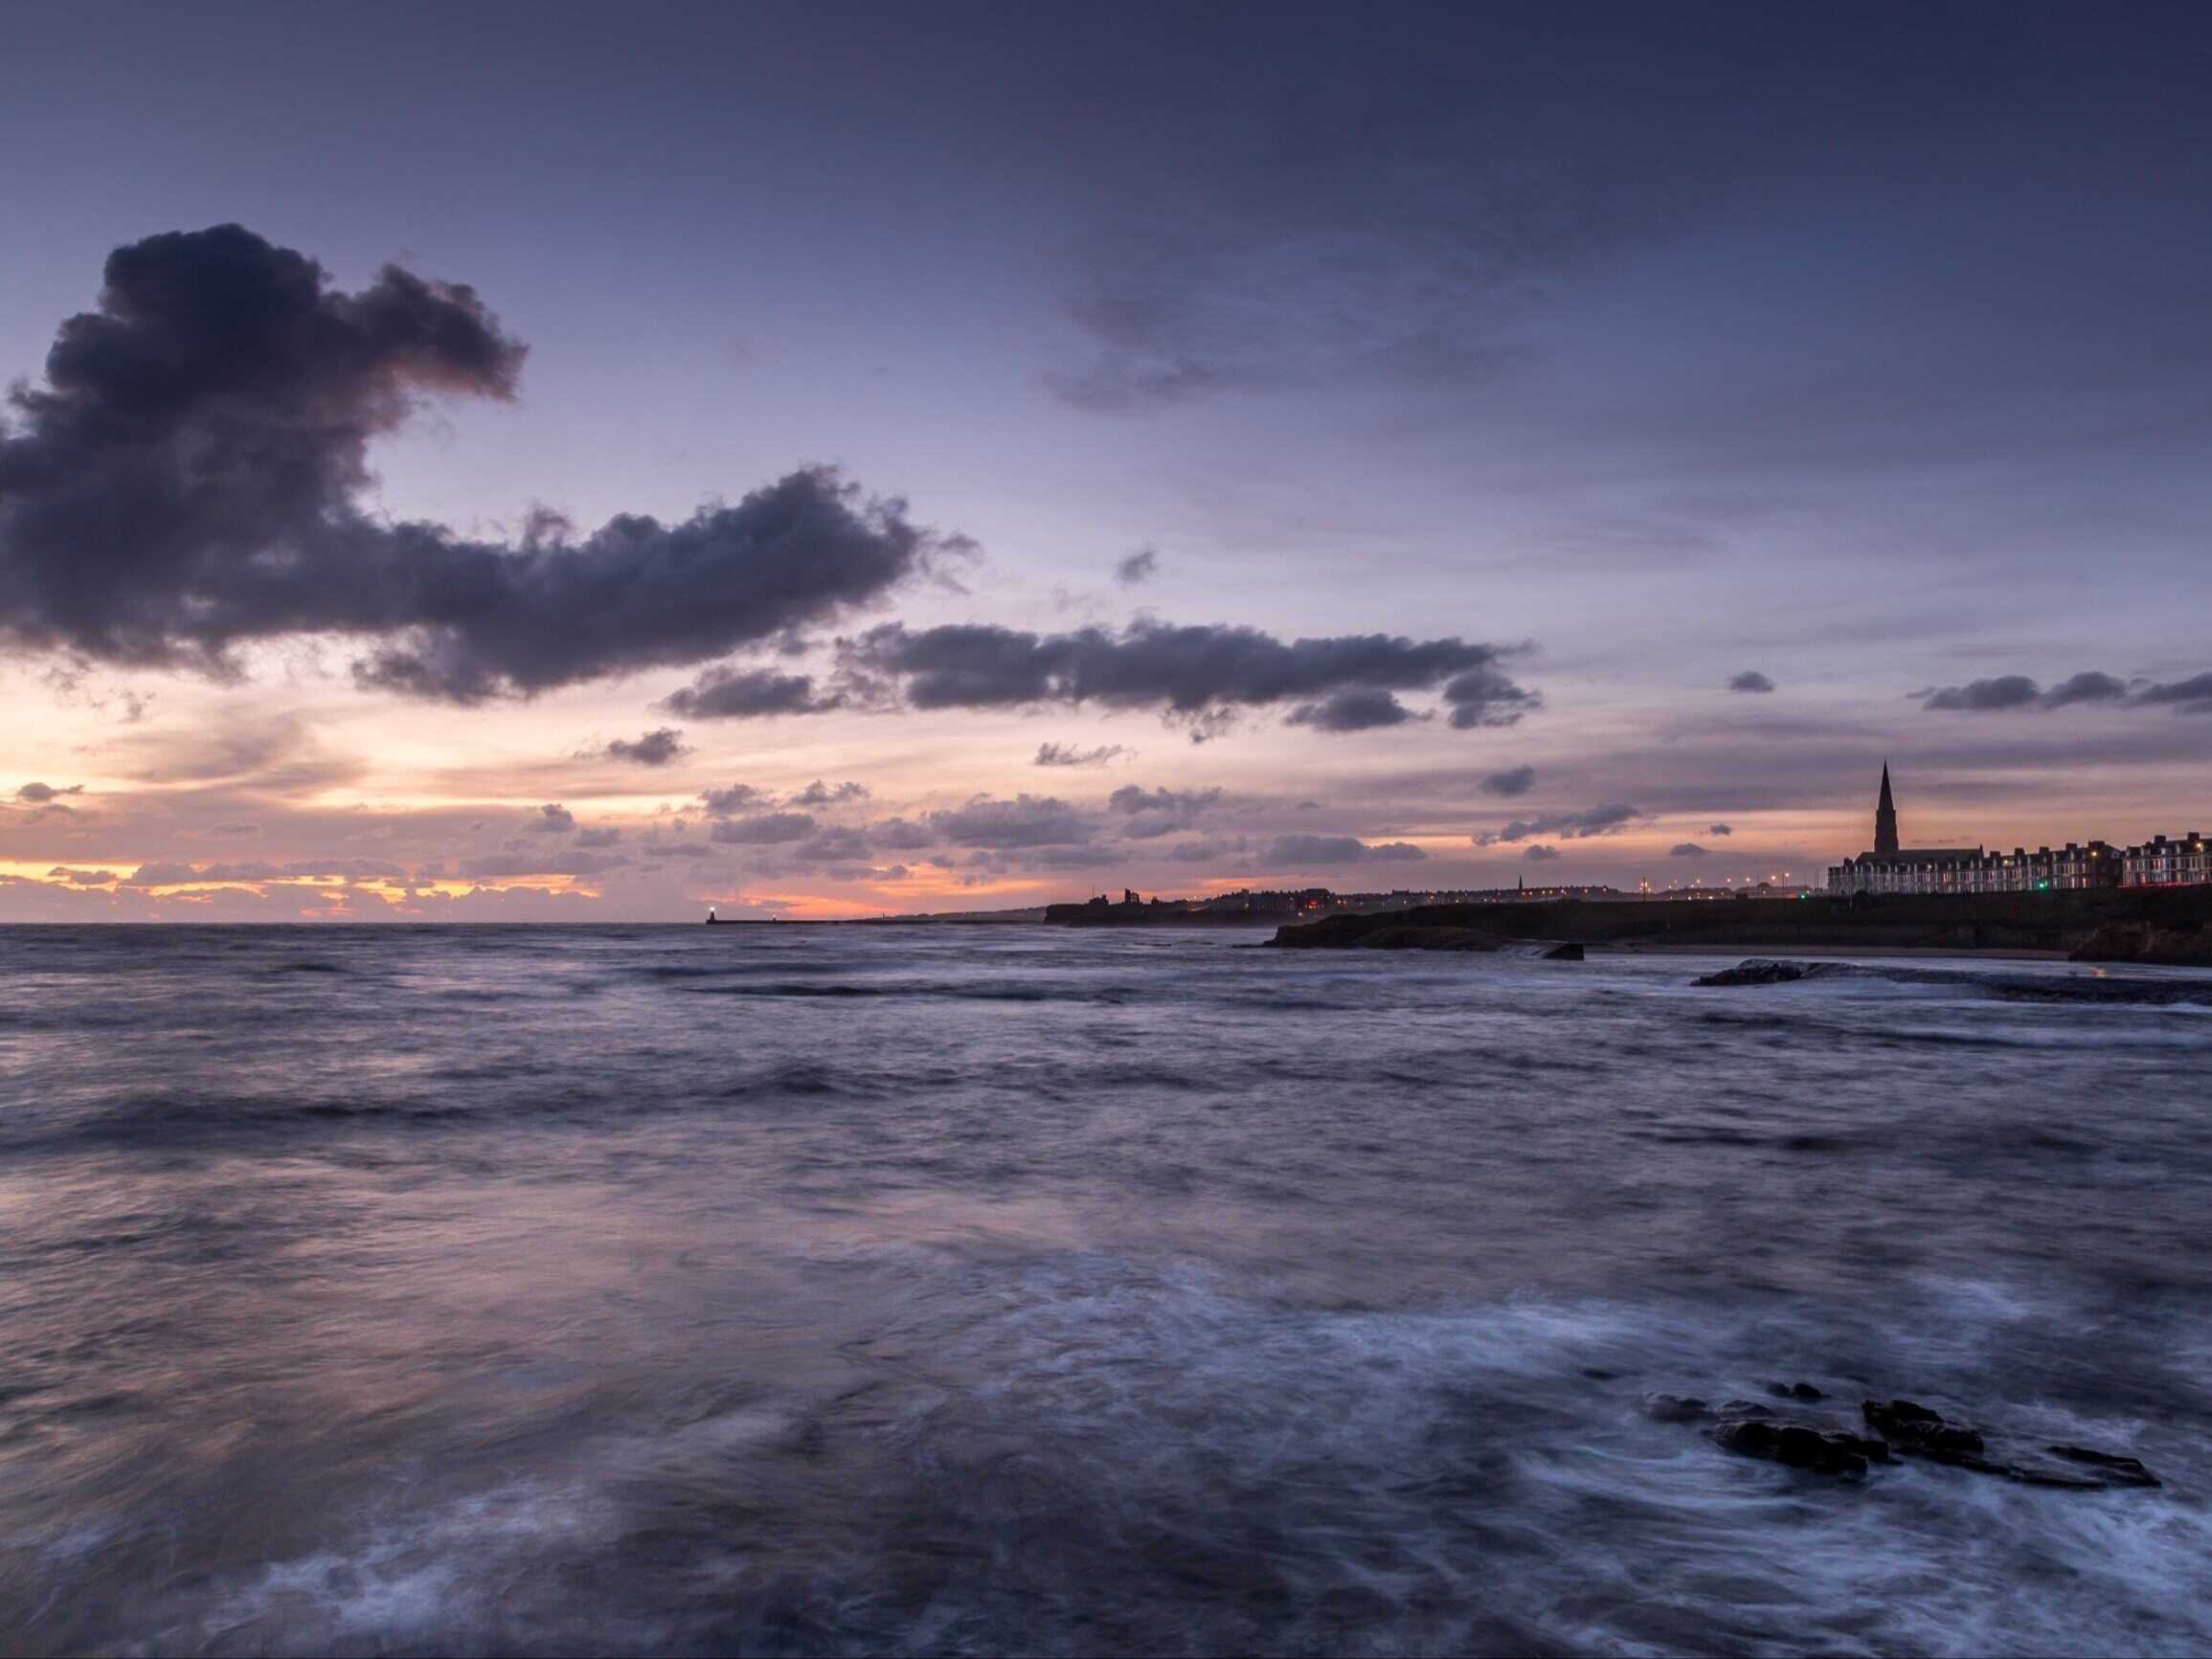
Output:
[[1642, 1393, 1713, 1424], [1714, 1417, 1886, 1478], [1694, 959, 1807, 986], [1646, 1389, 2160, 1491], [1862, 1400, 2160, 1488], [2044, 1445, 2160, 1487], [1862, 1399, 1985, 1462]]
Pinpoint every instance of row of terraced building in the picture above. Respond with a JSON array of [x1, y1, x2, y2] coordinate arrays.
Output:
[[1825, 767, 2207, 896]]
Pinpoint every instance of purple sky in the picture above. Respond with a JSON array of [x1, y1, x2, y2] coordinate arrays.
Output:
[[4, 4, 2209, 919]]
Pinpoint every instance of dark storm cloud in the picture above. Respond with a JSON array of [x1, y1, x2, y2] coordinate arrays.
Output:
[[1670, 841, 1709, 858], [1478, 766, 1536, 797], [1034, 741, 1128, 767], [1284, 688, 1416, 732], [1266, 835, 1425, 865], [14, 781, 82, 802], [1728, 671, 1775, 693], [604, 728, 688, 766], [1476, 804, 1641, 845], [1115, 548, 1159, 586], [0, 226, 937, 699], [661, 667, 847, 720], [840, 622, 1534, 731], [1920, 671, 2207, 713]]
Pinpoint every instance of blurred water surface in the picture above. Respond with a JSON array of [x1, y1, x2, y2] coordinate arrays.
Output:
[[1, 923, 2208, 1655]]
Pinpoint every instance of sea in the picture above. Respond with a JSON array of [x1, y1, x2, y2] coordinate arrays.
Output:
[[2, 923, 2209, 1656]]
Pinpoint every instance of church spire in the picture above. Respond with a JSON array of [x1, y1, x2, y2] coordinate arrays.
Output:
[[1875, 762, 1899, 855]]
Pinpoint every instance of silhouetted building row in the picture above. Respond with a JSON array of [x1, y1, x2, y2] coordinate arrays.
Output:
[[1826, 766, 2206, 894]]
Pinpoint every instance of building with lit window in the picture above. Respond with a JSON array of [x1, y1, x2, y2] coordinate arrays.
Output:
[[1827, 767, 2121, 895], [2121, 832, 2208, 887]]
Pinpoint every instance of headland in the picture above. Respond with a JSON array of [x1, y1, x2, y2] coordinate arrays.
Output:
[[1260, 886, 2212, 964]]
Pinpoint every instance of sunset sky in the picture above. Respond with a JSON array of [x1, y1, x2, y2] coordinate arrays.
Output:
[[4, 3, 2209, 919]]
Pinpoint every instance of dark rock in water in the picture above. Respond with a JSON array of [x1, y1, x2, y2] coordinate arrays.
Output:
[[1694, 959, 1807, 987], [1862, 1399, 1984, 1462], [2046, 1445, 2159, 1486], [1642, 1394, 1713, 1424], [1542, 941, 1585, 961], [1713, 1417, 1880, 1478], [1655, 1390, 2158, 1491], [1860, 1401, 2159, 1488], [1642, 1383, 2161, 1496]]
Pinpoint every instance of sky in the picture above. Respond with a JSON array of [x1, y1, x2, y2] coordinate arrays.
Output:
[[2, 2, 2209, 920]]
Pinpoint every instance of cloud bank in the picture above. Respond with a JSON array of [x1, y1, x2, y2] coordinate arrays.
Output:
[[1919, 670, 2212, 713], [2, 226, 1546, 752], [834, 621, 1536, 733], [0, 226, 941, 700]]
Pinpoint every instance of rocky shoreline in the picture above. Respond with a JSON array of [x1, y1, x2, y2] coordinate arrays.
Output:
[[1265, 888, 2212, 964]]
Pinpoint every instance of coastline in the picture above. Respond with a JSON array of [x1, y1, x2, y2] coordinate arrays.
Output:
[[1259, 888, 2212, 965]]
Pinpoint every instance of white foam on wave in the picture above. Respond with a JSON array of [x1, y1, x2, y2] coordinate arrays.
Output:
[[200, 1480, 611, 1649], [883, 1262, 2212, 1655]]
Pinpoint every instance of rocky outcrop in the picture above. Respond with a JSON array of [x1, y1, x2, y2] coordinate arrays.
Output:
[[1861, 1399, 1984, 1462], [1644, 1393, 1888, 1478], [1693, 959, 1809, 986], [1861, 1400, 2160, 1489], [1266, 887, 2212, 954], [1644, 1388, 2158, 1489], [2072, 919, 2212, 967], [1353, 925, 1507, 952], [1714, 1414, 1890, 1478]]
